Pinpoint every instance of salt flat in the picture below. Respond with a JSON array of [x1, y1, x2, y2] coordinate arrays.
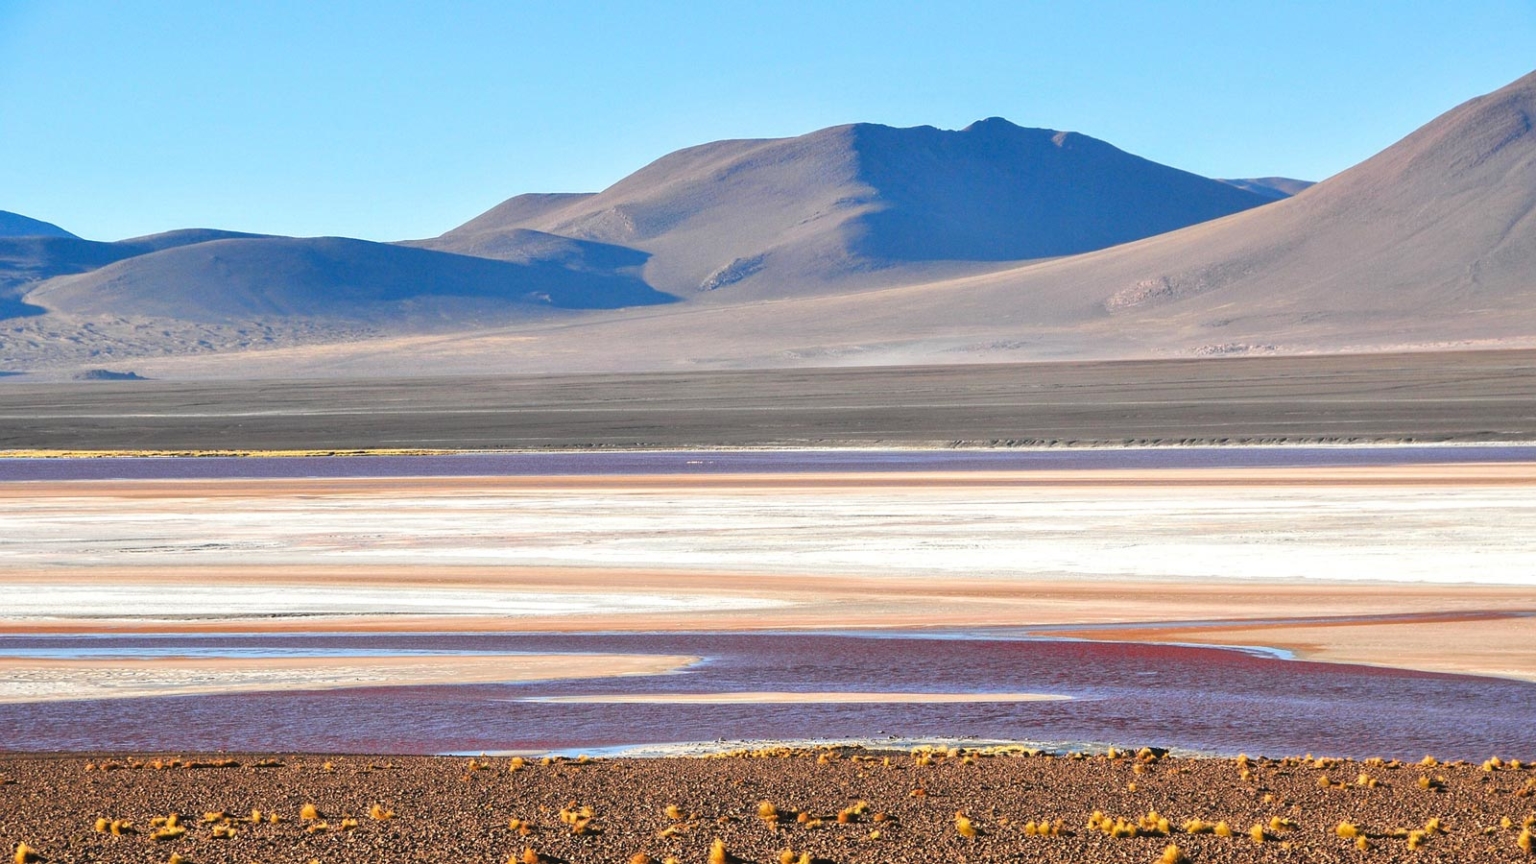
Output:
[[4, 468, 1536, 584], [2, 464, 1535, 682]]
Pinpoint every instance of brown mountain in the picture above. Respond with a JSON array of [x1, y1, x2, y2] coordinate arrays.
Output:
[[423, 119, 1274, 300]]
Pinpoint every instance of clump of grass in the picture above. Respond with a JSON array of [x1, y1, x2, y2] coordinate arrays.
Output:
[[1159, 844, 1188, 864], [630, 855, 656, 864], [758, 801, 779, 823], [1023, 818, 1068, 836], [1249, 823, 1268, 844], [1182, 819, 1214, 834], [509, 757, 526, 773], [338, 818, 359, 831], [305, 822, 329, 835], [519, 847, 543, 864], [1518, 827, 1533, 855], [708, 838, 732, 864], [1419, 775, 1445, 791], [1355, 836, 1372, 851], [1335, 821, 1361, 839], [369, 804, 394, 820], [14, 843, 39, 864], [664, 804, 685, 821], [1407, 829, 1428, 851], [167, 854, 189, 864], [300, 804, 320, 820], [149, 816, 186, 843], [210, 824, 237, 839], [247, 809, 262, 824], [1213, 821, 1233, 838], [1137, 810, 1171, 835], [1357, 772, 1378, 788], [955, 811, 978, 839]]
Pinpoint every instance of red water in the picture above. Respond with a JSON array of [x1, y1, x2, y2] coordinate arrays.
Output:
[[2, 632, 1532, 760]]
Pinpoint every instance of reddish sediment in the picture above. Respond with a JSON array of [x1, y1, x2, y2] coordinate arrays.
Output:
[[2, 750, 1533, 863]]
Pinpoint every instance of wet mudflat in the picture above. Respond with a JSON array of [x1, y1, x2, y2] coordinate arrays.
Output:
[[3, 633, 1534, 760]]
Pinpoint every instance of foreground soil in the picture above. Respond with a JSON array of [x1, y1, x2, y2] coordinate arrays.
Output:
[[2, 750, 1533, 863]]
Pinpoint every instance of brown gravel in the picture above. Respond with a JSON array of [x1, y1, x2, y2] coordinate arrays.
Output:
[[1, 749, 1534, 863]]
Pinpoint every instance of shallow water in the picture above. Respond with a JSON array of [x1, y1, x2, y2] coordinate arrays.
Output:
[[2, 632, 1532, 760], [4, 445, 1536, 481]]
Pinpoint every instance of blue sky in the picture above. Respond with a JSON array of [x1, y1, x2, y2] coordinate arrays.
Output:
[[1, 1, 1533, 242]]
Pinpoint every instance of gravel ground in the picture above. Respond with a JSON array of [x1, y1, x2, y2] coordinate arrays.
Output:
[[1, 749, 1533, 863]]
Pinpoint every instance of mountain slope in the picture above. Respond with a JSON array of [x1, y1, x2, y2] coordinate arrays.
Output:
[[0, 211, 76, 239], [28, 236, 675, 323], [425, 119, 1274, 299]]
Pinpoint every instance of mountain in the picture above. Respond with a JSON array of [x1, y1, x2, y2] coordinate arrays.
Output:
[[138, 68, 1536, 377], [28, 235, 674, 323], [1218, 177, 1316, 200], [423, 119, 1275, 299], [0, 211, 76, 239]]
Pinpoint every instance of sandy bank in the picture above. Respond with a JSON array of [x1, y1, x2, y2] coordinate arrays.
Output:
[[0, 653, 697, 703]]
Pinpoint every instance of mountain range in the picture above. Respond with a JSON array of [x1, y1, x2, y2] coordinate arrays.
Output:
[[2, 68, 1533, 378]]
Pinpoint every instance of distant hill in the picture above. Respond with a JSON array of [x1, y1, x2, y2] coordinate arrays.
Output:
[[425, 118, 1275, 299], [0, 210, 76, 239], [0, 229, 270, 319], [28, 235, 674, 323], [1218, 177, 1316, 200]]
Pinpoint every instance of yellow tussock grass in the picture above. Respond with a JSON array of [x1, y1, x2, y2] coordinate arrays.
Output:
[[955, 811, 977, 838]]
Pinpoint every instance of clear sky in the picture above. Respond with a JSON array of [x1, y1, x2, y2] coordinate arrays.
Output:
[[2, 1, 1533, 242]]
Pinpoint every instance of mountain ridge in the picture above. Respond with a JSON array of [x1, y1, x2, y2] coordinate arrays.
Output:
[[0, 210, 76, 239]]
